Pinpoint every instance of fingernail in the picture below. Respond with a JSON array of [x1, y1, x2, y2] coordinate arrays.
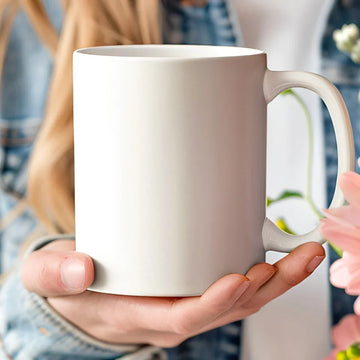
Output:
[[306, 255, 325, 273], [61, 258, 85, 290], [234, 280, 251, 299]]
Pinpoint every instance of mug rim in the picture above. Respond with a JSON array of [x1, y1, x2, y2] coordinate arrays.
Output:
[[74, 44, 265, 60]]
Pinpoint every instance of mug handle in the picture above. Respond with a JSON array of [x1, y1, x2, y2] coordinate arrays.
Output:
[[262, 69, 355, 252]]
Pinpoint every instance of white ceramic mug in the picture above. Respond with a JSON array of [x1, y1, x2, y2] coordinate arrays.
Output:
[[73, 45, 354, 297]]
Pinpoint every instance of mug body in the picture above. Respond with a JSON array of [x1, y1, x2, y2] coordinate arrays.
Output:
[[73, 45, 267, 296]]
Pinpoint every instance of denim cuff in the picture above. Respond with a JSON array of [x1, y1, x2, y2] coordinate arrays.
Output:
[[0, 235, 166, 359]]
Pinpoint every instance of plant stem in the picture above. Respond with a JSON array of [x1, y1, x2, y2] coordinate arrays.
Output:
[[282, 90, 342, 256], [290, 91, 323, 220]]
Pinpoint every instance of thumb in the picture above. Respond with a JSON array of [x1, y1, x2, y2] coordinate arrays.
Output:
[[21, 244, 94, 297]]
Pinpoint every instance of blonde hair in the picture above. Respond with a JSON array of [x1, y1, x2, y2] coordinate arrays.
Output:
[[0, 0, 161, 234]]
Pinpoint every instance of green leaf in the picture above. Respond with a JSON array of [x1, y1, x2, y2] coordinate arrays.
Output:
[[267, 190, 304, 207], [281, 89, 295, 96], [278, 190, 304, 200], [276, 218, 296, 235]]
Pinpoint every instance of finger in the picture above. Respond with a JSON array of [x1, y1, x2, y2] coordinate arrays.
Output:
[[200, 243, 324, 332], [196, 263, 277, 333], [107, 273, 251, 335], [234, 262, 277, 305], [168, 273, 251, 335], [109, 266, 273, 335], [245, 242, 325, 309], [21, 242, 94, 297]]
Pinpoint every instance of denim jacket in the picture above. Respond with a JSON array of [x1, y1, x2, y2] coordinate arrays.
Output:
[[0, 1, 244, 359]]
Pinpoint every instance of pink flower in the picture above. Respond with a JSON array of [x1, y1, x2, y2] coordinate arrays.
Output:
[[320, 170, 360, 315], [330, 252, 360, 296], [324, 315, 360, 360], [320, 171, 360, 253], [320, 164, 360, 359], [338, 171, 360, 209]]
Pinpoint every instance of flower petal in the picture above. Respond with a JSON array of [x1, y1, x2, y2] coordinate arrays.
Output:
[[343, 252, 360, 273], [323, 205, 360, 229], [339, 172, 360, 207], [331, 314, 360, 348], [346, 267, 360, 294], [320, 222, 360, 253], [330, 258, 350, 288]]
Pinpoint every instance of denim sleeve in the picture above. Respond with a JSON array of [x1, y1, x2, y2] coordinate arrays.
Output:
[[162, 0, 243, 46], [0, 235, 167, 360]]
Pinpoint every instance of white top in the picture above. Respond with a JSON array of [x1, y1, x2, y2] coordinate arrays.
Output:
[[231, 0, 334, 359]]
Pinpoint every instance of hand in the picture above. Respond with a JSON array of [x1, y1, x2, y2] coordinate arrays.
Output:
[[21, 239, 325, 348]]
